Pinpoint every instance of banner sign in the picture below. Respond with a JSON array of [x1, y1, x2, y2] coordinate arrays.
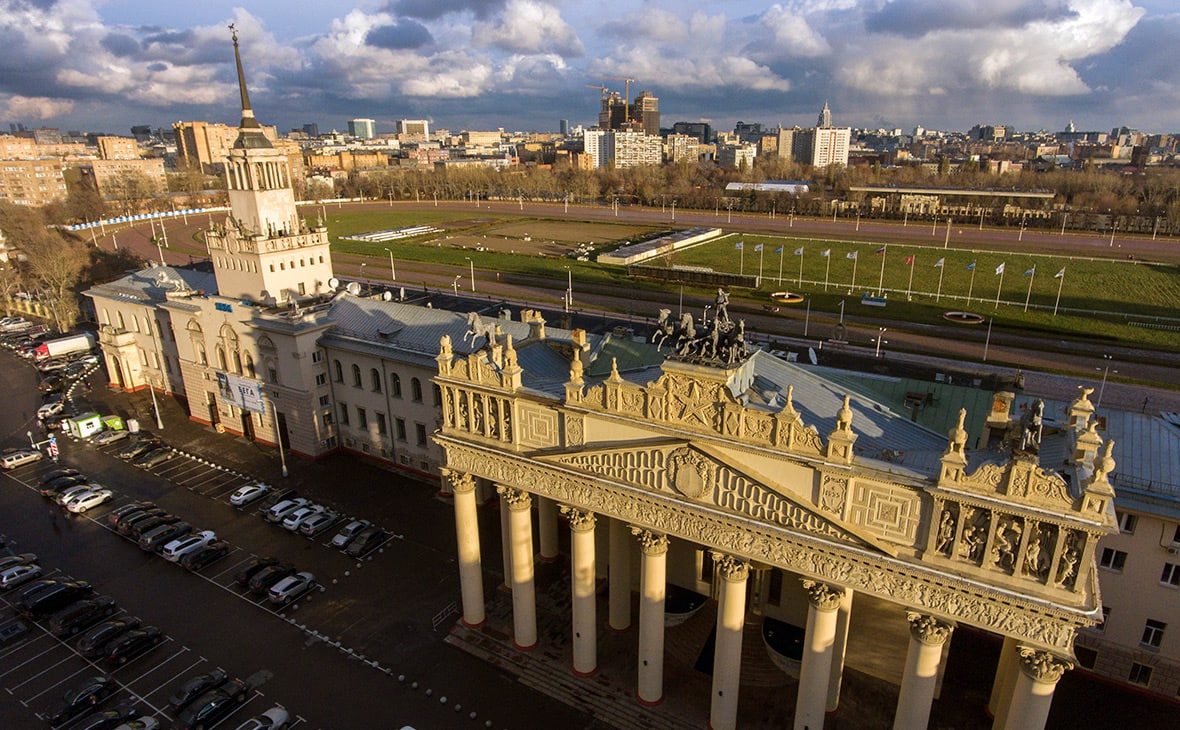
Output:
[[217, 372, 266, 414]]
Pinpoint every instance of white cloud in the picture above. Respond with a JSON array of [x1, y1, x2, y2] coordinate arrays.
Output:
[[762, 5, 832, 57], [472, 0, 583, 56], [2, 95, 75, 120]]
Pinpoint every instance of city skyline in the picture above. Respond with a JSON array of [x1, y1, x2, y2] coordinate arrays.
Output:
[[1, 0, 1177, 137]]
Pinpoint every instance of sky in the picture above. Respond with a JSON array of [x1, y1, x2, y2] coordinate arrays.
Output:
[[1, 0, 1178, 137]]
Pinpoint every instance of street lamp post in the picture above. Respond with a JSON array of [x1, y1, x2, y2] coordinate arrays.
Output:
[[1096, 355, 1116, 408], [465, 257, 475, 291], [671, 199, 676, 222], [383, 247, 397, 281], [875, 327, 888, 358], [564, 266, 573, 311], [359, 262, 366, 292], [453, 276, 462, 295]]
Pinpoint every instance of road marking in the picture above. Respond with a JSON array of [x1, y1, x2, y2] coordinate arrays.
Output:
[[0, 640, 65, 680], [136, 650, 204, 698], [9, 653, 77, 692], [124, 644, 189, 685], [21, 664, 88, 703]]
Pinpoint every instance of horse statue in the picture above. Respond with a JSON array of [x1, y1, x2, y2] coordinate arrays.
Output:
[[652, 309, 676, 349], [674, 312, 698, 356], [465, 312, 498, 348]]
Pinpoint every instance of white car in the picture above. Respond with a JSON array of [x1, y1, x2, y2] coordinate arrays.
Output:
[[67, 488, 114, 513], [0, 449, 42, 470], [91, 429, 130, 446], [281, 505, 324, 532], [234, 704, 288, 730], [114, 719, 160, 730], [37, 401, 65, 419], [161, 530, 218, 562], [264, 498, 308, 523], [230, 483, 271, 506], [0, 563, 42, 591], [330, 519, 371, 549], [56, 484, 96, 505], [267, 572, 315, 605], [298, 510, 338, 537]]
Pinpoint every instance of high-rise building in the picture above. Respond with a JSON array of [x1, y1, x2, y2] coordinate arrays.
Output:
[[302, 123, 320, 138], [598, 93, 628, 130], [818, 101, 832, 128], [671, 122, 711, 144], [348, 118, 377, 139], [631, 92, 660, 136], [793, 103, 850, 167], [396, 119, 430, 140], [560, 119, 569, 136]]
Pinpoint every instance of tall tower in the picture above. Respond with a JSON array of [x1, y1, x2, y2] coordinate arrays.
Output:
[[818, 101, 832, 128], [631, 91, 660, 136], [206, 26, 333, 305]]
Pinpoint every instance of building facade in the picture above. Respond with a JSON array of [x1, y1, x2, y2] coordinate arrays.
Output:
[[348, 118, 377, 139]]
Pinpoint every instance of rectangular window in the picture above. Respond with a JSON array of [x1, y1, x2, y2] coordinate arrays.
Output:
[[432, 384, 442, 407], [314, 373, 326, 387], [339, 402, 349, 426], [357, 407, 367, 429], [396, 418, 407, 442], [1173, 525, 1180, 544], [415, 423, 428, 447], [312, 350, 323, 363], [376, 412, 387, 436], [322, 412, 333, 427], [1129, 662, 1153, 686], [1117, 511, 1137, 534], [318, 395, 330, 408], [298, 282, 306, 295], [1142, 619, 1167, 648], [1162, 563, 1180, 587], [1099, 548, 1127, 572], [268, 367, 278, 384]]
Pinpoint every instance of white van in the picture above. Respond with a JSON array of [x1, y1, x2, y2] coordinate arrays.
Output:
[[1, 449, 43, 470]]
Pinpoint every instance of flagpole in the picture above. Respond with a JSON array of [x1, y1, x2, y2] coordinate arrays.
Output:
[[824, 254, 831, 290], [877, 246, 886, 296], [907, 257, 915, 299], [1053, 268, 1065, 316], [1024, 268, 1035, 312], [778, 248, 785, 284], [995, 268, 1005, 308], [740, 243, 745, 276], [967, 267, 976, 304], [757, 245, 764, 287], [944, 218, 951, 248], [851, 255, 858, 292], [797, 251, 803, 286], [936, 264, 944, 302]]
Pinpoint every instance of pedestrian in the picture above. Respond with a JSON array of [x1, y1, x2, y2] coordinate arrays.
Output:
[[49, 507, 57, 527]]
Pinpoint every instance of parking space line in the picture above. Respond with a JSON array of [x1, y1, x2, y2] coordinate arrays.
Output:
[[22, 664, 88, 704], [287, 715, 307, 729], [126, 645, 191, 687], [0, 631, 52, 662], [138, 654, 207, 703], [0, 640, 66, 680], [112, 636, 176, 676], [210, 552, 255, 581], [9, 653, 76, 693]]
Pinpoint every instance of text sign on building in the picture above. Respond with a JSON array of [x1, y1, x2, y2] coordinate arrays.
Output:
[[217, 372, 266, 414], [215, 302, 233, 313]]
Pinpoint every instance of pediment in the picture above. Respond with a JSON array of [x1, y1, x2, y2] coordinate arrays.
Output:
[[536, 440, 891, 554], [960, 458, 1076, 511]]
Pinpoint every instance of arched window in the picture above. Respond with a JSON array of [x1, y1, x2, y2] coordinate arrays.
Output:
[[351, 363, 362, 388], [432, 383, 442, 407], [370, 368, 381, 392], [411, 377, 423, 402], [101, 308, 109, 325], [216, 346, 227, 371], [244, 353, 256, 378], [117, 312, 126, 330], [391, 373, 402, 398], [232, 350, 243, 375], [334, 360, 343, 383]]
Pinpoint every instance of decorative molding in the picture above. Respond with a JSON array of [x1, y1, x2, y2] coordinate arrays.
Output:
[[440, 468, 475, 495], [564, 413, 584, 447], [802, 579, 844, 611], [710, 551, 750, 582], [905, 611, 954, 646], [560, 505, 596, 532], [1017, 646, 1073, 684], [631, 527, 669, 556], [496, 484, 531, 510]]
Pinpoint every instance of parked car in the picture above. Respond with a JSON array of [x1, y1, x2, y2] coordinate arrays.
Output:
[[69, 705, 140, 730], [179, 541, 230, 572], [64, 360, 93, 378], [229, 483, 271, 506], [39, 466, 81, 485], [68, 488, 115, 513], [132, 447, 174, 468], [40, 474, 88, 497], [280, 505, 324, 532], [77, 617, 141, 658], [258, 488, 297, 512], [108, 502, 155, 527], [113, 719, 159, 730], [173, 678, 250, 730], [234, 557, 280, 587], [104, 626, 163, 665], [48, 595, 118, 637], [19, 580, 94, 618], [48, 675, 115, 727], [37, 400, 66, 419], [161, 530, 216, 562], [38, 375, 66, 393], [125, 513, 179, 539], [91, 429, 130, 446], [0, 563, 43, 591], [298, 510, 338, 537], [248, 563, 297, 594], [233, 705, 289, 730], [267, 571, 315, 605], [330, 519, 372, 549], [168, 668, 228, 712], [0, 618, 30, 647], [1, 448, 43, 470], [345, 526, 390, 558], [0, 552, 37, 572], [117, 437, 160, 461], [56, 483, 98, 505], [264, 498, 308, 524], [138, 521, 191, 552]]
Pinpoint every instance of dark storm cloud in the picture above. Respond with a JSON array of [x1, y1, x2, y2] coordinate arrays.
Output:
[[366, 20, 433, 50], [101, 32, 141, 57], [386, 0, 507, 21], [865, 0, 1073, 38], [140, 28, 196, 46], [1078, 16, 1180, 91]]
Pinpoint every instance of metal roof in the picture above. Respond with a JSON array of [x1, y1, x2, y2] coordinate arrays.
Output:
[[85, 264, 218, 304]]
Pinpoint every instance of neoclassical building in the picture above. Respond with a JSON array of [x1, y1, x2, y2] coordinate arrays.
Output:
[[433, 322, 1118, 730]]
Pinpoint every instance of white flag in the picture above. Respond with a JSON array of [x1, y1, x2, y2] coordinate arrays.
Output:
[[1055, 267, 1066, 278], [934, 258, 945, 268], [821, 249, 831, 257], [995, 263, 1005, 275], [794, 247, 804, 256], [846, 251, 858, 260]]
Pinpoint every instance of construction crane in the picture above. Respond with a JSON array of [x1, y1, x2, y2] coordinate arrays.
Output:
[[585, 84, 608, 100], [604, 76, 636, 121]]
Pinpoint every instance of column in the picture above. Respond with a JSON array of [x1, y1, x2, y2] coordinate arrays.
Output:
[[709, 552, 750, 730], [826, 590, 854, 713], [499, 490, 512, 589], [893, 612, 954, 730], [561, 506, 597, 676], [444, 469, 485, 628], [795, 580, 844, 730], [988, 637, 1020, 719], [499, 485, 537, 650], [998, 647, 1072, 730], [609, 518, 632, 631], [632, 527, 669, 706], [538, 496, 560, 562]]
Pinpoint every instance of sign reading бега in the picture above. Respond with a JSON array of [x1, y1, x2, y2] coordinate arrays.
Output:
[[217, 372, 266, 414]]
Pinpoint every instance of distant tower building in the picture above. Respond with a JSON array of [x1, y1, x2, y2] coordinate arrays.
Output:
[[599, 93, 628, 130], [396, 119, 431, 140], [302, 123, 320, 137], [348, 118, 376, 139], [560, 119, 569, 136], [818, 101, 832, 128], [631, 91, 660, 136]]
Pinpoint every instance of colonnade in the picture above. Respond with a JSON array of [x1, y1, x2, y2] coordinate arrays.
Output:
[[444, 471, 1073, 729]]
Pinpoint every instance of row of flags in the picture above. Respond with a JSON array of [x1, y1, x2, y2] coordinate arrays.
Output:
[[738, 241, 1068, 278]]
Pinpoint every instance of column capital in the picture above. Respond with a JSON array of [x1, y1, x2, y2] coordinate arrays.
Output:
[[560, 504, 597, 532], [630, 526, 669, 556], [709, 551, 750, 582], [441, 468, 476, 494], [1016, 646, 1073, 684], [802, 579, 844, 611], [497, 484, 532, 510], [904, 611, 955, 646]]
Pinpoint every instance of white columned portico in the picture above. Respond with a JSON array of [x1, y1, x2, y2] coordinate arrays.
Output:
[[826, 590, 854, 712], [499, 485, 537, 650], [997, 647, 1072, 730], [709, 552, 750, 730], [538, 496, 560, 561], [562, 505, 598, 676], [893, 612, 954, 730], [795, 580, 845, 730], [632, 527, 669, 706], [609, 518, 632, 631], [444, 469, 485, 628], [988, 637, 1020, 719]]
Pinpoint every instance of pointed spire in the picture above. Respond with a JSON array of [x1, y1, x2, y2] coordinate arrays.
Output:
[[230, 24, 261, 130]]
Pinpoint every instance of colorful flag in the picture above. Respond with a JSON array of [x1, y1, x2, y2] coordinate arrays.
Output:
[[1055, 267, 1066, 278], [874, 246, 887, 255], [735, 242, 743, 250], [793, 247, 803, 255], [846, 251, 858, 260], [905, 255, 915, 265], [775, 247, 784, 254], [934, 258, 945, 268], [1024, 266, 1035, 276], [966, 262, 976, 270], [754, 244, 763, 252], [995, 263, 1006, 275], [821, 249, 831, 257]]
